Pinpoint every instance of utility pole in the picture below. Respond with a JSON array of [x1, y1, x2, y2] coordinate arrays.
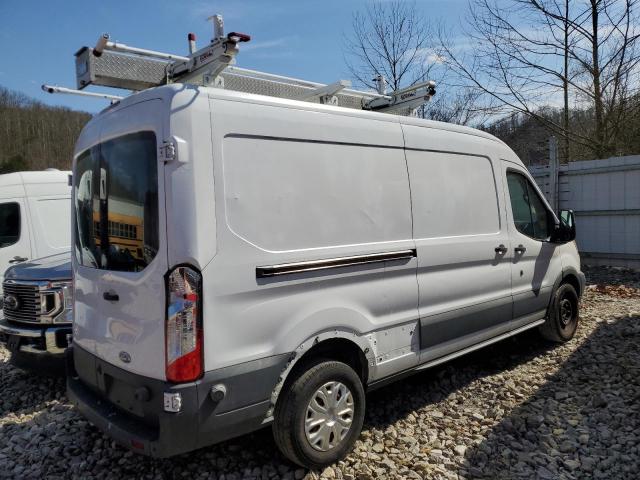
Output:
[[549, 136, 559, 212]]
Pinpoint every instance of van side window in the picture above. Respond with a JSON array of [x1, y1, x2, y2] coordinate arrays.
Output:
[[506, 172, 551, 240], [0, 202, 20, 248]]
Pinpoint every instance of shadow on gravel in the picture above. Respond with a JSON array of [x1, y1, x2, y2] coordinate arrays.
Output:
[[462, 314, 640, 480]]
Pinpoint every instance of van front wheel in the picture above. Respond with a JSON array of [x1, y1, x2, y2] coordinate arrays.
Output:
[[273, 360, 365, 469], [539, 282, 579, 342]]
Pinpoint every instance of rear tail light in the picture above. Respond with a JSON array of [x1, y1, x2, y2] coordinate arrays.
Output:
[[165, 266, 203, 383]]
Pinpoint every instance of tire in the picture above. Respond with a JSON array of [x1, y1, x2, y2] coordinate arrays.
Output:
[[539, 282, 579, 342], [273, 359, 365, 469]]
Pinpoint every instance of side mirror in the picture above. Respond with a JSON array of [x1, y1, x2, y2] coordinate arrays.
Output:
[[552, 209, 576, 243]]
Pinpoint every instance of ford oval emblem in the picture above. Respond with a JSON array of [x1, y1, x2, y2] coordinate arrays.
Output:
[[3, 294, 19, 311], [119, 351, 131, 363]]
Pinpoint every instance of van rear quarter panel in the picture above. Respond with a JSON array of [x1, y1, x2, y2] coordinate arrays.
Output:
[[203, 97, 419, 372], [165, 88, 217, 269]]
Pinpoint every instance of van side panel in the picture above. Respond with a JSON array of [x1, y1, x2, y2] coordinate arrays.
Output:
[[25, 196, 71, 258], [21, 172, 73, 259], [205, 98, 419, 374], [402, 124, 513, 362]]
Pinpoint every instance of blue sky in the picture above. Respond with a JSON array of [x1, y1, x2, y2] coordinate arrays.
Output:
[[0, 0, 467, 113]]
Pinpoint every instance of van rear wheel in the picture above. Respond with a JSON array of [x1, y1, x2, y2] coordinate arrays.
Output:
[[273, 360, 365, 469], [539, 283, 579, 342]]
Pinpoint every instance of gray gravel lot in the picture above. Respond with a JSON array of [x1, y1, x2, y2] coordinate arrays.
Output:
[[0, 266, 638, 480]]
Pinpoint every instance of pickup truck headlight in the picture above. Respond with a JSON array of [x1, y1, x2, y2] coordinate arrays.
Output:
[[50, 281, 73, 324]]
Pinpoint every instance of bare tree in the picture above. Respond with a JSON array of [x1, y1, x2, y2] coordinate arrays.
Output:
[[424, 88, 496, 125], [0, 85, 90, 172], [344, 0, 488, 125], [441, 0, 640, 160], [344, 0, 434, 92]]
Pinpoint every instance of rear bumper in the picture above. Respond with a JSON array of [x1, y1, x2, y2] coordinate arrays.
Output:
[[66, 345, 290, 458]]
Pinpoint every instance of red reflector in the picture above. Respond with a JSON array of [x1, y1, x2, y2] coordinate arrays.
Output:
[[166, 344, 202, 383], [131, 439, 145, 450], [228, 32, 251, 43]]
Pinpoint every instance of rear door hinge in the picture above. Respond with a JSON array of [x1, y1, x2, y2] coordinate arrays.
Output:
[[160, 141, 176, 163], [160, 137, 187, 164]]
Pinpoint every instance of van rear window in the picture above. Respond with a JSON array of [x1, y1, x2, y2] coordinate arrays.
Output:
[[74, 132, 159, 272]]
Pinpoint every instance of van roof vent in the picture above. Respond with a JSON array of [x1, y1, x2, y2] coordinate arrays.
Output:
[[42, 14, 435, 116]]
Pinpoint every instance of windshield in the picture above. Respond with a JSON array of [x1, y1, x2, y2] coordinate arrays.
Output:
[[74, 131, 159, 272]]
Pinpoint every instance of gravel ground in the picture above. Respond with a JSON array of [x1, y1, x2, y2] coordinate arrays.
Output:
[[0, 266, 638, 480]]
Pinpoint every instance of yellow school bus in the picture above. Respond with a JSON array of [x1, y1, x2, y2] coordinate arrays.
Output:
[[93, 197, 145, 261]]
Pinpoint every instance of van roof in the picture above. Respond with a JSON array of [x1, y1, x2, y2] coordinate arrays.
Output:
[[0, 170, 71, 187], [94, 83, 507, 148]]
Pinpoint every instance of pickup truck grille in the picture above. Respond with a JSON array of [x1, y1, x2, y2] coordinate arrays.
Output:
[[2, 280, 70, 325], [2, 282, 40, 324]]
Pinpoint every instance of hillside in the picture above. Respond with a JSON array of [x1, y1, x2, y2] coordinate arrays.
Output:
[[0, 86, 91, 173], [484, 102, 640, 165]]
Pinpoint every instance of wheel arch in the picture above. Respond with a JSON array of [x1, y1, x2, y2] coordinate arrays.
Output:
[[547, 267, 583, 316], [265, 329, 374, 422], [561, 273, 581, 298]]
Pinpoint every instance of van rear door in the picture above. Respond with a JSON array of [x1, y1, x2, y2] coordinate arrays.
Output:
[[72, 99, 169, 380]]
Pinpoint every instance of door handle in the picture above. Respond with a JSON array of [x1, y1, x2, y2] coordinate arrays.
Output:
[[494, 244, 508, 254], [514, 245, 527, 254], [9, 256, 28, 264], [103, 291, 119, 302]]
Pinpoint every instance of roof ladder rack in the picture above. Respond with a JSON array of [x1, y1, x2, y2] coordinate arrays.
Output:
[[43, 13, 436, 116]]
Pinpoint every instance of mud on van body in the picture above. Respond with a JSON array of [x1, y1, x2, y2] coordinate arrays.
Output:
[[67, 84, 584, 468]]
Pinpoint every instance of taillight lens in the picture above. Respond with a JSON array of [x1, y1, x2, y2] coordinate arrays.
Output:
[[166, 266, 203, 383]]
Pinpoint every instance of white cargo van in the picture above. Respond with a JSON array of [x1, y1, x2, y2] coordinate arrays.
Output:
[[0, 171, 71, 287], [67, 85, 584, 468]]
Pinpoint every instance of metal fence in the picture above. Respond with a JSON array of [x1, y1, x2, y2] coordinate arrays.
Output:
[[530, 154, 640, 269]]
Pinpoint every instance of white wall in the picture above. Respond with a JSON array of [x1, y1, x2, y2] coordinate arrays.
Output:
[[530, 155, 640, 269]]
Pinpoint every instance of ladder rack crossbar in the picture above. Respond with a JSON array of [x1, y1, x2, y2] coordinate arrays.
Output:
[[104, 41, 190, 62], [223, 66, 389, 100]]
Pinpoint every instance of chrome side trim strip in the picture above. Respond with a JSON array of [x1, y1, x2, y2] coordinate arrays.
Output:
[[256, 249, 416, 278]]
